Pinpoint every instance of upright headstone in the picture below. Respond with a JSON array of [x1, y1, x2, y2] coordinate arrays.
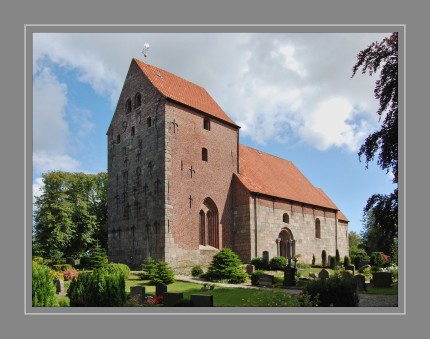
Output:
[[283, 265, 296, 287], [163, 292, 184, 307], [262, 251, 269, 269], [190, 294, 214, 307], [318, 268, 330, 281], [258, 274, 274, 287], [55, 279, 64, 294], [327, 256, 332, 268], [246, 264, 255, 275], [130, 286, 146, 305], [353, 274, 366, 291], [155, 282, 167, 296]]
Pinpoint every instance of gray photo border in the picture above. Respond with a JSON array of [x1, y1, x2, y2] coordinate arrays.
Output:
[[2, 0, 426, 337], [25, 24, 404, 316]]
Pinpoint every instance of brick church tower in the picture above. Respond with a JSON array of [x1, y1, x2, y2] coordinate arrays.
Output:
[[107, 58, 240, 269], [108, 58, 349, 270]]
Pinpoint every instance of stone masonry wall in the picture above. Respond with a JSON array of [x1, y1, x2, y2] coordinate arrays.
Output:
[[246, 194, 349, 264], [107, 60, 166, 269]]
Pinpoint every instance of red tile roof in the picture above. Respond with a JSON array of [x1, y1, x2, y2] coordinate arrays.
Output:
[[134, 58, 238, 127], [237, 145, 348, 221]]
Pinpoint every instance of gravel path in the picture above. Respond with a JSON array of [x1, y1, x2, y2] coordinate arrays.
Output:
[[357, 294, 398, 307]]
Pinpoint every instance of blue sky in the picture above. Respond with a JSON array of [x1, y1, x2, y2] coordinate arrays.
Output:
[[32, 32, 397, 234]]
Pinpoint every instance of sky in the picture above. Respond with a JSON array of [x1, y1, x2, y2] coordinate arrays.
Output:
[[32, 31, 398, 234]]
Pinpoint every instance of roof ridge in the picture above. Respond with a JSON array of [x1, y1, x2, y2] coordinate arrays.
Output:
[[239, 144, 293, 164]]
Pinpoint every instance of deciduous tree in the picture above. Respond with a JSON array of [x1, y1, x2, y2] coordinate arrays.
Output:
[[33, 171, 108, 259]]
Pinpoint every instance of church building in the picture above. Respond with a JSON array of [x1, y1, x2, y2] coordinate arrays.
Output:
[[107, 58, 349, 270]]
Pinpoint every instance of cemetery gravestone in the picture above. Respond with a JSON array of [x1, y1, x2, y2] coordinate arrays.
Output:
[[318, 268, 330, 281], [262, 251, 269, 268], [258, 274, 274, 287], [163, 292, 184, 307], [190, 294, 214, 307], [130, 286, 146, 305], [155, 282, 167, 296], [283, 265, 296, 287], [246, 264, 255, 275], [354, 274, 366, 291], [55, 279, 64, 294]]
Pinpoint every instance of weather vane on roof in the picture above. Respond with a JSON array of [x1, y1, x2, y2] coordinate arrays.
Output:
[[142, 43, 150, 59]]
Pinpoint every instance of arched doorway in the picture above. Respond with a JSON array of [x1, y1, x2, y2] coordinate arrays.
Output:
[[199, 197, 219, 248], [277, 228, 295, 260]]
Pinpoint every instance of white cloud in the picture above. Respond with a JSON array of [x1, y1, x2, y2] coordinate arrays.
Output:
[[33, 67, 69, 153], [33, 152, 81, 174], [297, 97, 368, 151], [32, 177, 44, 200]]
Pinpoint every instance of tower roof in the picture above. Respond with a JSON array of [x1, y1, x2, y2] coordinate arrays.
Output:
[[134, 58, 238, 127], [237, 144, 348, 221]]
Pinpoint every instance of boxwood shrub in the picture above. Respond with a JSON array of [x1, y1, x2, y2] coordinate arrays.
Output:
[[303, 274, 359, 307], [250, 257, 267, 270], [269, 256, 287, 271], [67, 268, 126, 307], [32, 262, 58, 307]]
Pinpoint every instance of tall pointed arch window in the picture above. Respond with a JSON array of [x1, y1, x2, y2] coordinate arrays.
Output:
[[283, 213, 290, 224], [199, 198, 219, 248]]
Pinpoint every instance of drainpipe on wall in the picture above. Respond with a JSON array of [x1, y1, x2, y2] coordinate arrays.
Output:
[[335, 210, 338, 254], [253, 193, 259, 258]]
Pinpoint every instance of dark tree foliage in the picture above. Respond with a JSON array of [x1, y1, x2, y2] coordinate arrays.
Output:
[[352, 32, 398, 256], [352, 32, 398, 183]]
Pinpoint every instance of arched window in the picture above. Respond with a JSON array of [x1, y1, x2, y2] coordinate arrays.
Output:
[[202, 148, 208, 162], [125, 98, 132, 113], [117, 134, 121, 144], [315, 218, 321, 239], [135, 93, 142, 108], [131, 126, 135, 136], [147, 117, 152, 127], [283, 213, 290, 223], [278, 228, 295, 259], [199, 198, 219, 248]]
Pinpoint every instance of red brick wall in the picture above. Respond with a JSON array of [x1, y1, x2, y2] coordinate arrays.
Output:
[[165, 101, 239, 253]]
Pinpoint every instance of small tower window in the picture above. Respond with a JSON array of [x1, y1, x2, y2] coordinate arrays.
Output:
[[315, 218, 321, 239], [125, 98, 132, 113], [135, 93, 142, 108], [203, 118, 211, 131], [131, 126, 135, 137], [202, 148, 208, 162], [283, 213, 289, 224], [147, 117, 152, 127], [117, 134, 121, 144]]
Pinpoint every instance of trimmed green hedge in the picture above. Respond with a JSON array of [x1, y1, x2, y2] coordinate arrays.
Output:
[[67, 267, 126, 307]]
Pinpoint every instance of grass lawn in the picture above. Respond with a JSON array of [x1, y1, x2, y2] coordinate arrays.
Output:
[[360, 285, 398, 295]]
